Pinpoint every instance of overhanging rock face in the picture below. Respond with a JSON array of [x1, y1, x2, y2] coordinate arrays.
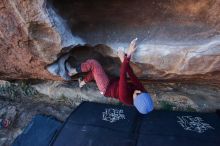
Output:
[[0, 0, 220, 83]]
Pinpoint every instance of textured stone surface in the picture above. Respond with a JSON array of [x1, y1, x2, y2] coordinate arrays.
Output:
[[51, 0, 220, 83], [0, 0, 61, 80], [0, 0, 219, 83], [32, 81, 220, 112], [32, 81, 119, 105]]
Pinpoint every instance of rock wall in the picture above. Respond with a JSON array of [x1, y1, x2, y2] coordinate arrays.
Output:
[[51, 0, 220, 83], [0, 0, 61, 80], [0, 0, 220, 83]]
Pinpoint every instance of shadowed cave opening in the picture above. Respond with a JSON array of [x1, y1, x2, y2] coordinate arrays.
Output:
[[48, 0, 218, 45], [46, 0, 220, 83]]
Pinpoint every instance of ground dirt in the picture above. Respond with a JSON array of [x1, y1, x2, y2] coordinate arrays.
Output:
[[0, 80, 219, 146]]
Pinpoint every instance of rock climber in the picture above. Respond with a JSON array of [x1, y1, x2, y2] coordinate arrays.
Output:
[[66, 38, 154, 114]]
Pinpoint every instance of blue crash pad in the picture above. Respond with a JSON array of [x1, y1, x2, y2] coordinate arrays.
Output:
[[12, 115, 62, 146]]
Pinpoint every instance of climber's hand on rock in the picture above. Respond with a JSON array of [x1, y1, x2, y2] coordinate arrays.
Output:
[[127, 38, 138, 58]]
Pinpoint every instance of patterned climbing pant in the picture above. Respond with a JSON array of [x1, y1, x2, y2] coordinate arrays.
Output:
[[80, 59, 110, 94]]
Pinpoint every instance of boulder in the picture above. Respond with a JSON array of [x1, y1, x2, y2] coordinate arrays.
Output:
[[0, 0, 62, 80], [0, 0, 219, 84]]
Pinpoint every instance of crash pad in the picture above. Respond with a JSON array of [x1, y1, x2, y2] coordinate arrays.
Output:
[[52, 102, 220, 146], [12, 115, 62, 146]]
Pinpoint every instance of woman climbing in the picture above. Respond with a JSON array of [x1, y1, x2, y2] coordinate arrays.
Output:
[[66, 38, 154, 114]]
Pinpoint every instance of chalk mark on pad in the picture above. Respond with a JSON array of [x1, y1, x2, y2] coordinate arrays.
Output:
[[177, 116, 214, 133], [102, 108, 125, 123]]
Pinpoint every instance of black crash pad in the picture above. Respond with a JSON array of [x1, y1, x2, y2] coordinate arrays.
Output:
[[52, 102, 220, 146]]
